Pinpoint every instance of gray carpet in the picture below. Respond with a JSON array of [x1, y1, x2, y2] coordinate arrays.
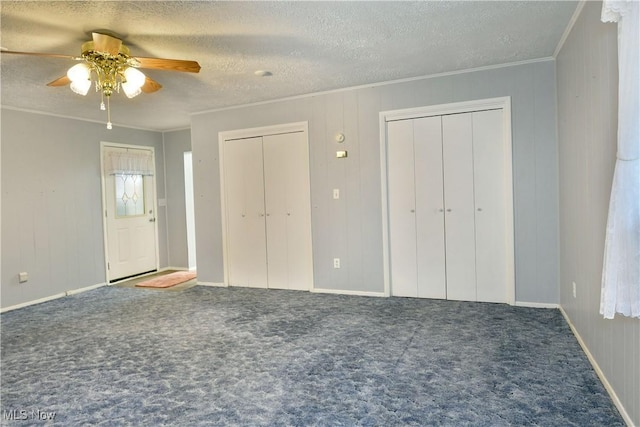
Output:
[[1, 286, 623, 426]]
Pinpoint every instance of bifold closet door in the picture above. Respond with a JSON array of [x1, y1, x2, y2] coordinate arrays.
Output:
[[388, 119, 418, 297], [223, 137, 268, 288], [472, 109, 508, 303], [263, 132, 313, 291], [442, 113, 477, 301], [388, 116, 446, 299]]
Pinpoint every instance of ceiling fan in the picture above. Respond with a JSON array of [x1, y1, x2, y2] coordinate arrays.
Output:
[[1, 31, 201, 129]]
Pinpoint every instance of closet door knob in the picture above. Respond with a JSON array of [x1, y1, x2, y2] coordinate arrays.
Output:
[[259, 213, 265, 217], [446, 209, 452, 212], [477, 208, 483, 212], [410, 209, 415, 213], [439, 209, 444, 212]]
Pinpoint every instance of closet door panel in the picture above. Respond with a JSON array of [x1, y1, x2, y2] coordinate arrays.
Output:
[[473, 109, 508, 303], [387, 120, 418, 297], [263, 136, 289, 290], [280, 132, 313, 291], [442, 113, 477, 301], [413, 116, 446, 299], [223, 137, 268, 288], [263, 132, 313, 291]]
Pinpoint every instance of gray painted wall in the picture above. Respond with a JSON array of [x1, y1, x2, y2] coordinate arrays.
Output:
[[163, 129, 192, 269], [191, 60, 559, 303], [557, 2, 639, 424], [1, 109, 167, 308]]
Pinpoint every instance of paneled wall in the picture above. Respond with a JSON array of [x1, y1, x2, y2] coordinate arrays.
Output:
[[191, 60, 559, 303], [1, 109, 167, 308], [556, 2, 639, 425], [163, 129, 192, 269]]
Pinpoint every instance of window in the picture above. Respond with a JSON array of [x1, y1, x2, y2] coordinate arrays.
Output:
[[114, 174, 145, 217]]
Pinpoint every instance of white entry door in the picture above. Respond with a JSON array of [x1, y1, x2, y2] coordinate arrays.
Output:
[[103, 146, 158, 281]]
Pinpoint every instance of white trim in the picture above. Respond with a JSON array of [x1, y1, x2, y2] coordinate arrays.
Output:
[[515, 301, 559, 309], [559, 306, 634, 427], [379, 97, 515, 305], [193, 58, 553, 117], [553, 1, 587, 58], [0, 282, 107, 313], [197, 282, 228, 288], [0, 106, 158, 132], [100, 142, 160, 284], [382, 97, 512, 123], [218, 121, 313, 289], [161, 134, 171, 269], [311, 288, 386, 298], [219, 121, 309, 141]]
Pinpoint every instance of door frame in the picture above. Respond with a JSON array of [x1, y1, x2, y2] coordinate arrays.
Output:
[[217, 121, 312, 288], [379, 97, 514, 303], [100, 141, 160, 283]]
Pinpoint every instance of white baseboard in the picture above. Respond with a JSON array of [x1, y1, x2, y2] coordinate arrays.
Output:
[[515, 301, 559, 309], [1, 282, 107, 313], [559, 306, 633, 427], [311, 288, 386, 298], [197, 282, 227, 287]]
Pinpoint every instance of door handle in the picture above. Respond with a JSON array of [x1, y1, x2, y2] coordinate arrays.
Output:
[[149, 218, 156, 222]]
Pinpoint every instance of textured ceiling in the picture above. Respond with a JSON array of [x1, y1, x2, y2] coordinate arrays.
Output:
[[0, 1, 578, 131]]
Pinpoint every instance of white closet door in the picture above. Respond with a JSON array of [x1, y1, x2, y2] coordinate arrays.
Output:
[[263, 132, 313, 291], [223, 137, 268, 288], [413, 116, 446, 299], [388, 119, 418, 297], [442, 113, 477, 301], [473, 109, 508, 303]]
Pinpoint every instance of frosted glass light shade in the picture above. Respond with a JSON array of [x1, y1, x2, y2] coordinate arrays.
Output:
[[70, 79, 91, 96], [123, 67, 145, 88], [122, 67, 145, 98], [122, 82, 142, 98], [67, 63, 91, 82]]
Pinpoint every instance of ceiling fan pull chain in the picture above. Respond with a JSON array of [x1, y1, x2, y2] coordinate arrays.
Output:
[[106, 96, 112, 130]]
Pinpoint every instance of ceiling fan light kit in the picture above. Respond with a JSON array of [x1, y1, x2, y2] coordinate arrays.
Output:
[[2, 31, 201, 130]]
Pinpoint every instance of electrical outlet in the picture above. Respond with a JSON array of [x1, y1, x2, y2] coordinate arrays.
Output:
[[333, 258, 341, 269], [572, 282, 577, 298], [333, 189, 340, 199]]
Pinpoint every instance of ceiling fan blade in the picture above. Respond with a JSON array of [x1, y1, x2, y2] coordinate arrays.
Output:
[[1, 50, 78, 60], [135, 57, 201, 73], [47, 75, 71, 87], [141, 76, 162, 94], [92, 32, 122, 56]]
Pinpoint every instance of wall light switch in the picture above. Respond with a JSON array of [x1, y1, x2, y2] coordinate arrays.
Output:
[[336, 150, 348, 158], [572, 281, 577, 298], [333, 189, 340, 199], [19, 272, 29, 283]]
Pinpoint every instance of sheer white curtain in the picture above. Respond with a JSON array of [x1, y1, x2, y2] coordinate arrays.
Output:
[[600, 0, 640, 319], [104, 149, 154, 176]]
